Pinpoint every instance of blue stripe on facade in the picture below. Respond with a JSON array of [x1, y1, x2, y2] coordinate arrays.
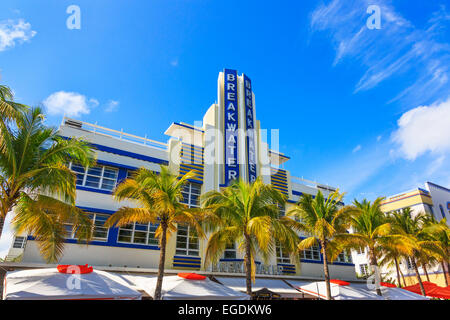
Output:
[[173, 255, 201, 261], [76, 186, 113, 195], [60, 136, 168, 165], [173, 264, 201, 268], [96, 159, 138, 171], [91, 143, 169, 165], [175, 122, 205, 133], [271, 181, 288, 189], [77, 206, 116, 215]]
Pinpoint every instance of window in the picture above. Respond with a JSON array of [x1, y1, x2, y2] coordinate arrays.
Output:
[[175, 183, 201, 256], [360, 264, 369, 276], [357, 247, 365, 255], [69, 162, 118, 191], [175, 224, 199, 256], [278, 204, 286, 217], [223, 242, 237, 259], [439, 205, 446, 219], [406, 258, 414, 270], [91, 213, 109, 240], [64, 213, 110, 241], [127, 169, 136, 179], [301, 245, 321, 261], [335, 251, 353, 263], [64, 222, 77, 239], [180, 183, 201, 208], [276, 242, 290, 264], [117, 222, 158, 245], [12, 236, 26, 249]]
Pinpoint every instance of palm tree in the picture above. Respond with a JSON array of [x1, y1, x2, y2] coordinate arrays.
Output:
[[379, 246, 407, 288], [389, 209, 439, 296], [104, 165, 205, 300], [201, 178, 299, 297], [0, 84, 28, 234], [0, 84, 27, 124], [0, 107, 96, 261], [287, 189, 355, 300], [335, 198, 414, 295]]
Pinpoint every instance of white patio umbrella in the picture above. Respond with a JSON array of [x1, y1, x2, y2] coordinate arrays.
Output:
[[296, 280, 384, 300], [123, 273, 249, 300], [3, 267, 142, 300]]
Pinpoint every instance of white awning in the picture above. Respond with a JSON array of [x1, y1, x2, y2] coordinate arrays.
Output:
[[215, 277, 303, 298], [295, 281, 384, 300], [3, 268, 142, 300], [122, 274, 249, 300]]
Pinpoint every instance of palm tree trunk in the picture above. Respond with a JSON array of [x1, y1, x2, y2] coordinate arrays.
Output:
[[321, 240, 332, 300], [368, 248, 382, 296], [399, 268, 407, 287], [0, 216, 4, 239], [411, 256, 426, 296], [154, 222, 168, 300], [442, 261, 449, 287], [394, 257, 402, 288], [244, 233, 252, 298], [423, 264, 430, 282]]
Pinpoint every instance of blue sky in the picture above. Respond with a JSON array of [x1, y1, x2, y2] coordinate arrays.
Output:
[[1, 1, 450, 256]]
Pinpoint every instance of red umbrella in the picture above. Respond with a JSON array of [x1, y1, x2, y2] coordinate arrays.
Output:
[[402, 281, 450, 299], [380, 282, 397, 288], [330, 279, 350, 286]]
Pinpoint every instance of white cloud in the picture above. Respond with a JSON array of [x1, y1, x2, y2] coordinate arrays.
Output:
[[170, 58, 179, 67], [0, 19, 36, 52], [310, 1, 450, 105], [392, 98, 450, 160], [104, 100, 119, 112], [43, 91, 98, 117], [377, 135, 382, 142], [352, 145, 362, 153]]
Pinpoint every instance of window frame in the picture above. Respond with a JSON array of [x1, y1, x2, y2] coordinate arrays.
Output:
[[12, 236, 26, 249], [300, 245, 321, 261], [64, 212, 110, 242], [90, 213, 110, 241], [175, 224, 199, 256], [335, 250, 353, 263], [276, 242, 291, 264], [117, 222, 159, 246], [69, 162, 119, 192], [222, 242, 237, 259], [360, 263, 369, 276], [175, 182, 201, 256]]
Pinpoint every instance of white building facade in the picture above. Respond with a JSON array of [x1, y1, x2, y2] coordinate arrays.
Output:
[[6, 69, 357, 282], [351, 182, 450, 285]]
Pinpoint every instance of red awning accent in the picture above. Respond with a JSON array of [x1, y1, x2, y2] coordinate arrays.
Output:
[[57, 264, 93, 274], [330, 279, 350, 286], [402, 281, 450, 299], [380, 282, 397, 288], [177, 273, 206, 280]]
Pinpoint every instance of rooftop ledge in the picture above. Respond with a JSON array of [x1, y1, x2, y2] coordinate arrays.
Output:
[[61, 116, 168, 151]]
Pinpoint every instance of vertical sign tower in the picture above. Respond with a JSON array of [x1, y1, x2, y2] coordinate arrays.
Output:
[[223, 69, 240, 185], [243, 74, 257, 183], [220, 69, 258, 186]]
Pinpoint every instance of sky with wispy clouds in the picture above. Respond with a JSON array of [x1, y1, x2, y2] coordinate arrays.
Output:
[[0, 1, 449, 258]]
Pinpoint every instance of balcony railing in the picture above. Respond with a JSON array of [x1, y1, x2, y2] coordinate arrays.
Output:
[[61, 116, 168, 151]]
